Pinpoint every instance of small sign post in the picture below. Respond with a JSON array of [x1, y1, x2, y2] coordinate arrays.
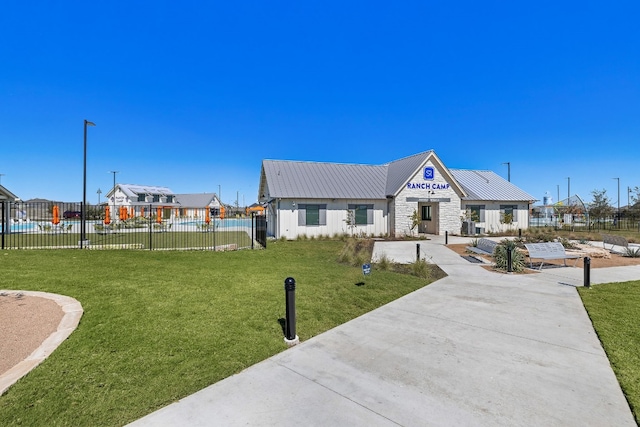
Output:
[[362, 263, 371, 276]]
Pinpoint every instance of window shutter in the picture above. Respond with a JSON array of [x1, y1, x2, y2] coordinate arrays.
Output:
[[298, 204, 306, 226], [367, 205, 373, 224], [319, 204, 327, 225]]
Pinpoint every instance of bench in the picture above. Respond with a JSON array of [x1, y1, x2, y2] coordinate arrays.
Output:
[[601, 233, 629, 254], [524, 242, 582, 270], [466, 238, 498, 256]]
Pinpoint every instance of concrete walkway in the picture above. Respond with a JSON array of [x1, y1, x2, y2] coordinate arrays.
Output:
[[130, 236, 638, 426]]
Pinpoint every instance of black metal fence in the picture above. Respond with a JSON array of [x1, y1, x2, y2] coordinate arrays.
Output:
[[254, 214, 267, 248], [1, 201, 267, 251], [529, 215, 640, 233]]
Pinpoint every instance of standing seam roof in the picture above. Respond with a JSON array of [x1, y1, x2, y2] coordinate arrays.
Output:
[[262, 160, 388, 199], [449, 169, 536, 201]]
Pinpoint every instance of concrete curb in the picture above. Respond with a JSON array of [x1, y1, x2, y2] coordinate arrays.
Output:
[[0, 290, 83, 396]]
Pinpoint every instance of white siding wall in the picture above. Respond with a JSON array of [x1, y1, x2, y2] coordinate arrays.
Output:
[[461, 202, 530, 233], [392, 160, 462, 236], [276, 199, 388, 239]]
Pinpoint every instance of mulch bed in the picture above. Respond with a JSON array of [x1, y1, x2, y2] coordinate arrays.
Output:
[[447, 243, 640, 271]]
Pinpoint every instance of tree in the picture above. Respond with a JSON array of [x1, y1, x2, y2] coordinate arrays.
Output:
[[409, 209, 420, 236], [344, 209, 356, 235], [627, 186, 640, 222], [588, 189, 614, 223]]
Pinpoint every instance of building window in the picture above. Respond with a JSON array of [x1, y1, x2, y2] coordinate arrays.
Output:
[[298, 204, 327, 226], [137, 194, 146, 202], [348, 204, 374, 225], [467, 205, 485, 222], [307, 205, 319, 225], [500, 205, 518, 222], [153, 195, 160, 202], [166, 195, 174, 203], [421, 205, 432, 221], [210, 207, 220, 217]]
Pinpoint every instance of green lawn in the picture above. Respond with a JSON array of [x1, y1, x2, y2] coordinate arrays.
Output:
[[0, 240, 435, 426], [579, 281, 640, 424]]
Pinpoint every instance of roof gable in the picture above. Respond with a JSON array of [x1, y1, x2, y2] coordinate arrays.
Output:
[[386, 151, 466, 197], [0, 185, 19, 201]]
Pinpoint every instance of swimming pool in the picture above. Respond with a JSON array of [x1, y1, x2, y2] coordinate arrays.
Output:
[[8, 222, 37, 232], [177, 219, 252, 228]]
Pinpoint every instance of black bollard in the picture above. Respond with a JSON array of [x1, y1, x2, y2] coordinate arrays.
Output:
[[584, 257, 591, 288], [284, 277, 298, 343], [507, 248, 513, 273], [518, 228, 522, 238], [416, 243, 420, 262], [445, 230, 448, 245]]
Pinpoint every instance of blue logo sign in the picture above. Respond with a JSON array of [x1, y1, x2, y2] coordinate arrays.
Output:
[[362, 263, 371, 276], [423, 167, 434, 180]]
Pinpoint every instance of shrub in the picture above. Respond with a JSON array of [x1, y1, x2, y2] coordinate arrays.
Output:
[[557, 237, 576, 249], [337, 238, 373, 267], [375, 254, 391, 271], [411, 259, 432, 279], [494, 239, 526, 272], [623, 247, 640, 258]]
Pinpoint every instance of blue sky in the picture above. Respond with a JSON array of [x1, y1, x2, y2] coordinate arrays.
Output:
[[1, 1, 639, 207]]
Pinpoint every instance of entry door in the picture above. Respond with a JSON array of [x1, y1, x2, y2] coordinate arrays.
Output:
[[420, 203, 439, 234]]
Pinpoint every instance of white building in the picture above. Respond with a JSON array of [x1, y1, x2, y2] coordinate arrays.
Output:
[[258, 150, 536, 239], [105, 184, 222, 221]]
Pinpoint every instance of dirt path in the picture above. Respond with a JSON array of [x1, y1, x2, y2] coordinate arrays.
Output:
[[0, 293, 64, 375]]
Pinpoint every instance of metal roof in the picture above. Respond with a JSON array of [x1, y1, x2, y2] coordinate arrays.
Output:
[[385, 151, 433, 196], [174, 193, 219, 207], [116, 184, 175, 199], [449, 169, 536, 202], [0, 185, 19, 201], [261, 155, 534, 203], [261, 160, 388, 199]]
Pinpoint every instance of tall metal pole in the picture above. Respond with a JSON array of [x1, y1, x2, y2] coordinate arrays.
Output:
[[82, 120, 96, 248], [110, 171, 118, 222], [567, 177, 570, 201], [502, 162, 511, 182], [614, 178, 620, 227]]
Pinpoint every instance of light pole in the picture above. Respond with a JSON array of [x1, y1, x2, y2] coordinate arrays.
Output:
[[97, 188, 102, 205], [614, 178, 620, 227], [502, 162, 511, 182], [110, 171, 119, 222], [82, 119, 96, 248], [567, 177, 570, 202]]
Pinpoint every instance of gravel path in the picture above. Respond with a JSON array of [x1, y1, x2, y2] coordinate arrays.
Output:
[[0, 293, 64, 375]]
